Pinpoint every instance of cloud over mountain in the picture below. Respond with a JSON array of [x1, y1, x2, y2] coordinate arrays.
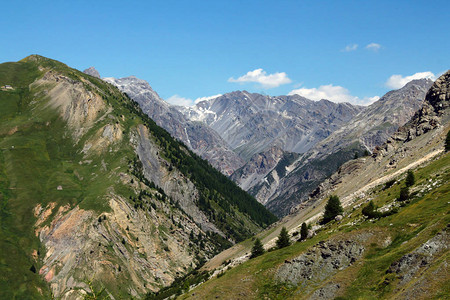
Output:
[[385, 71, 436, 89], [228, 68, 292, 89], [289, 84, 379, 105]]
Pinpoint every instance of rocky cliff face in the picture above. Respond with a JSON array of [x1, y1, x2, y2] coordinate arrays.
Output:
[[180, 91, 364, 161], [374, 70, 449, 158], [230, 146, 291, 193], [102, 76, 243, 175]]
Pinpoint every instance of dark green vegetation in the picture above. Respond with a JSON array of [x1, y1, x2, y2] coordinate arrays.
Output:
[[145, 270, 211, 300], [405, 170, 415, 187], [446, 129, 450, 151], [0, 55, 276, 299], [122, 94, 276, 241], [299, 222, 308, 241], [398, 186, 410, 201], [322, 195, 343, 224], [362, 200, 397, 219], [250, 238, 265, 258], [276, 227, 290, 249], [182, 152, 450, 299]]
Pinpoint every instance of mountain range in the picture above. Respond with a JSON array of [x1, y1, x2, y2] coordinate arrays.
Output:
[[181, 70, 450, 300], [101, 70, 432, 217]]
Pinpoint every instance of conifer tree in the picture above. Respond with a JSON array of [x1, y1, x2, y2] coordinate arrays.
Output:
[[322, 195, 343, 224], [300, 222, 308, 241], [276, 227, 290, 249], [398, 186, 409, 201], [445, 129, 450, 151], [250, 238, 265, 258], [405, 170, 415, 187]]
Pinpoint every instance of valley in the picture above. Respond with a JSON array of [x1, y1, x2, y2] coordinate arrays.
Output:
[[0, 56, 448, 300]]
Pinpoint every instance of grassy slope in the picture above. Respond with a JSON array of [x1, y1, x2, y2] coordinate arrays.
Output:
[[182, 152, 450, 299], [0, 59, 142, 299], [0, 56, 276, 299]]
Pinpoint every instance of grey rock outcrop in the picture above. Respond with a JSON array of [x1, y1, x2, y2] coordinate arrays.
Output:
[[374, 70, 449, 158], [230, 146, 296, 193], [387, 226, 448, 286], [83, 67, 101, 78], [276, 239, 365, 289]]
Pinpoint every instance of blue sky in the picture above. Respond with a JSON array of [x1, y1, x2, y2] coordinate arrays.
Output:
[[1, 0, 448, 106]]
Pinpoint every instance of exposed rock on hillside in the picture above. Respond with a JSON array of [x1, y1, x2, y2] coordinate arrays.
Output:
[[32, 71, 107, 141], [102, 76, 243, 175], [249, 79, 433, 216], [312, 79, 433, 158], [374, 71, 449, 158], [276, 235, 369, 298], [134, 125, 222, 235], [230, 146, 290, 193], [388, 226, 449, 299], [387, 226, 448, 286], [83, 67, 101, 78], [180, 91, 363, 160]]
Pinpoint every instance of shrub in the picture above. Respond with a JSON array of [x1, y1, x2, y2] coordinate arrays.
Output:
[[362, 201, 382, 218], [362, 201, 397, 218], [384, 179, 396, 190]]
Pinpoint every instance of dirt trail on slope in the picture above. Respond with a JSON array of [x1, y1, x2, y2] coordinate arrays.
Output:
[[340, 149, 444, 207]]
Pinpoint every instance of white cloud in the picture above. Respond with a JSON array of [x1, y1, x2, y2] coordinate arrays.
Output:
[[366, 43, 381, 51], [342, 44, 358, 52], [288, 84, 379, 105], [194, 94, 222, 104], [228, 68, 292, 89], [385, 71, 436, 89], [363, 96, 381, 105], [166, 94, 194, 107]]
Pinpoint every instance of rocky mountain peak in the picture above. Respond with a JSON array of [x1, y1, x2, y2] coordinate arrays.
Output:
[[83, 66, 101, 78], [374, 71, 449, 157], [425, 70, 450, 112]]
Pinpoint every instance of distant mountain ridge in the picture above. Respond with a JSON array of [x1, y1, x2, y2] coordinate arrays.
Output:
[[102, 76, 244, 175], [250, 78, 434, 216], [178, 91, 364, 160], [95, 70, 433, 218]]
